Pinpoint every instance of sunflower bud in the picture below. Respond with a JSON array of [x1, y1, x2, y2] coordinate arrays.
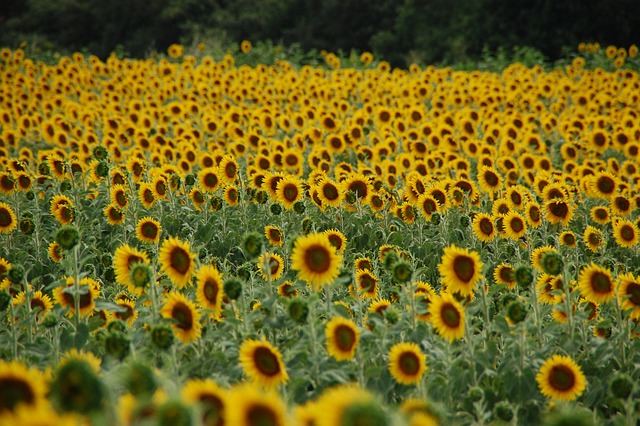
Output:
[[494, 401, 514, 421], [8, 263, 25, 284], [468, 386, 484, 402], [42, 312, 60, 328], [541, 252, 563, 275], [288, 298, 309, 324], [104, 331, 130, 361], [223, 278, 243, 300], [125, 361, 157, 397], [25, 190, 35, 201], [210, 196, 222, 211], [293, 201, 306, 214], [515, 265, 534, 288], [392, 261, 413, 284], [255, 190, 268, 204], [340, 398, 387, 426], [242, 231, 263, 259], [50, 359, 105, 414], [95, 160, 109, 177], [150, 324, 174, 350], [55, 225, 80, 250], [19, 217, 34, 235], [506, 299, 527, 323], [609, 373, 633, 399], [130, 262, 152, 289], [93, 145, 108, 160], [158, 399, 193, 426], [184, 173, 196, 187], [383, 251, 399, 271], [0, 290, 11, 311], [270, 203, 282, 216], [60, 180, 72, 192]]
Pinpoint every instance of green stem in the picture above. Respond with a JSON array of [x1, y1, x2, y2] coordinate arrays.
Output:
[[9, 301, 18, 360]]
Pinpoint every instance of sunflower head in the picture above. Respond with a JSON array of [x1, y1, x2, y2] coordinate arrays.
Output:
[[50, 358, 105, 414], [536, 354, 587, 401], [288, 298, 309, 324], [55, 225, 80, 250]]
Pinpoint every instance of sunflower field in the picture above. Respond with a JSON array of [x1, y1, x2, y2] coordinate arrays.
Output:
[[1, 41, 640, 426]]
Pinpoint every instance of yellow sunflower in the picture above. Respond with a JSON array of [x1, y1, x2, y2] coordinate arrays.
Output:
[[429, 292, 465, 342], [0, 359, 47, 414], [316, 177, 344, 208], [438, 245, 483, 297], [578, 263, 614, 304], [196, 265, 224, 319], [544, 199, 573, 226], [314, 384, 387, 426], [353, 268, 379, 299], [612, 218, 639, 248], [291, 232, 342, 291], [218, 155, 239, 184], [388, 342, 427, 385], [325, 316, 359, 361], [160, 291, 202, 344], [0, 202, 17, 234], [502, 211, 527, 240], [53, 277, 100, 318], [159, 236, 196, 289], [226, 384, 287, 426], [13, 288, 54, 321], [559, 231, 577, 248], [583, 226, 603, 252], [264, 225, 284, 247], [275, 175, 303, 210], [238, 337, 289, 388], [323, 229, 347, 253], [135, 217, 162, 245], [258, 252, 285, 281], [182, 378, 228, 426], [198, 166, 221, 193], [536, 354, 586, 401], [589, 205, 610, 225], [477, 165, 503, 193], [472, 213, 496, 242], [493, 263, 516, 289], [113, 244, 150, 293], [617, 272, 640, 319]]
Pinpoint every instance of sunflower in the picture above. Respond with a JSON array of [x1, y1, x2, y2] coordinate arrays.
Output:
[[195, 265, 225, 319], [314, 384, 387, 426], [590, 171, 618, 199], [189, 187, 207, 210], [198, 167, 221, 193], [324, 229, 347, 253], [493, 263, 516, 289], [226, 384, 287, 426], [238, 337, 289, 388], [503, 211, 527, 240], [536, 273, 564, 305], [113, 244, 150, 293], [617, 272, 640, 319], [0, 202, 17, 234], [258, 252, 285, 281], [583, 226, 603, 252], [151, 175, 168, 200], [52, 202, 74, 225], [110, 184, 129, 209], [138, 183, 156, 208], [388, 342, 427, 385], [135, 217, 162, 245], [429, 292, 465, 342], [416, 194, 439, 221], [48, 241, 64, 263], [316, 177, 344, 208], [159, 237, 196, 289], [182, 378, 228, 426], [414, 282, 436, 322], [544, 199, 573, 226], [264, 225, 283, 247], [325, 316, 359, 361], [559, 231, 577, 248], [589, 206, 610, 225], [160, 291, 202, 344], [53, 277, 100, 317], [0, 359, 47, 414], [114, 298, 138, 327], [578, 263, 614, 304], [13, 289, 54, 321], [218, 155, 239, 184], [341, 173, 372, 205], [354, 268, 379, 299], [471, 213, 496, 242], [291, 232, 342, 291], [530, 245, 555, 272], [438, 245, 483, 297], [536, 355, 586, 401], [277, 281, 299, 298], [612, 218, 639, 248], [275, 175, 303, 210], [354, 257, 372, 272], [104, 204, 125, 226], [477, 165, 502, 193]]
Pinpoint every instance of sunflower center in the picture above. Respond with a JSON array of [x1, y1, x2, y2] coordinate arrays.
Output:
[[499, 267, 514, 283], [327, 235, 343, 251], [594, 208, 607, 220], [484, 171, 499, 187], [615, 197, 630, 211], [597, 177, 615, 194], [0, 209, 11, 227], [268, 229, 282, 243], [335, 324, 357, 351], [510, 192, 522, 205], [282, 184, 298, 202], [253, 347, 281, 376], [0, 377, 35, 412], [172, 302, 193, 330], [548, 365, 576, 391], [143, 189, 155, 203], [591, 272, 612, 294], [479, 218, 494, 235], [510, 217, 524, 232], [116, 191, 127, 206], [141, 222, 159, 239], [247, 404, 278, 426], [399, 351, 421, 376], [627, 283, 640, 305], [453, 255, 475, 283], [156, 181, 167, 195], [268, 258, 280, 275], [203, 279, 219, 302], [549, 202, 568, 218], [348, 181, 368, 199], [562, 234, 576, 245], [199, 394, 223, 426], [127, 255, 145, 269], [588, 232, 601, 245], [358, 274, 377, 293], [304, 245, 331, 273], [322, 183, 339, 201], [225, 163, 236, 179], [441, 303, 461, 327], [529, 206, 541, 222], [204, 173, 218, 188], [169, 247, 191, 275], [116, 304, 133, 321], [422, 199, 437, 215], [620, 225, 635, 241]]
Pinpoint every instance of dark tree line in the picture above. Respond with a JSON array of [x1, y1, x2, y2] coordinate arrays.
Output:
[[1, 0, 638, 66]]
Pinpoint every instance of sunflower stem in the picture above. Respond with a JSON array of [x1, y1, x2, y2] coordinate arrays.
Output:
[[307, 299, 321, 387], [9, 300, 18, 360], [72, 244, 81, 332], [479, 278, 490, 347]]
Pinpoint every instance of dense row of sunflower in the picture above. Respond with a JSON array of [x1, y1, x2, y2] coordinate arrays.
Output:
[[1, 42, 640, 425]]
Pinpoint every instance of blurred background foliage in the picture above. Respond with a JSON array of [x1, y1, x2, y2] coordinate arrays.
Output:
[[1, 0, 638, 67]]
